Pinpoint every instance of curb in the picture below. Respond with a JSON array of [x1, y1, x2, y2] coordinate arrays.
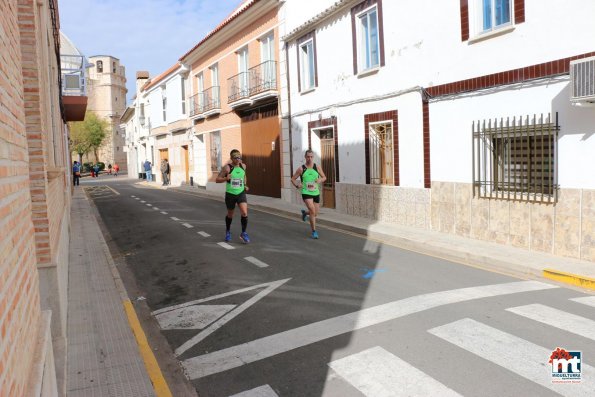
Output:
[[543, 269, 595, 291]]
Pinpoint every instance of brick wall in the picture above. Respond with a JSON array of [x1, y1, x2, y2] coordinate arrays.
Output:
[[0, 0, 42, 395]]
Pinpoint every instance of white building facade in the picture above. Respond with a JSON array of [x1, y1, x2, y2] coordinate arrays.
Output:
[[281, 0, 595, 261]]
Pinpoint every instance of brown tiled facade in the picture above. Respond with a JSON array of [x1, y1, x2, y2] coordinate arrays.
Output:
[[1, 0, 70, 394]]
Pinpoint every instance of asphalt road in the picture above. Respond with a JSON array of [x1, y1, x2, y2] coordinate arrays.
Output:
[[87, 178, 595, 397]]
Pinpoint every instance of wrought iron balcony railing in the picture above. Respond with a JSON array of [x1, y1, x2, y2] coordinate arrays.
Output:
[[249, 60, 277, 96], [202, 86, 221, 113], [60, 54, 87, 96], [189, 92, 205, 117], [227, 72, 251, 103]]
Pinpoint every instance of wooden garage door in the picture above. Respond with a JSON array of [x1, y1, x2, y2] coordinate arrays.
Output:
[[240, 103, 281, 198]]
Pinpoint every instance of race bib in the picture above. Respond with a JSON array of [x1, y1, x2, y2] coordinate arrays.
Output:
[[306, 181, 317, 191], [231, 178, 243, 188]]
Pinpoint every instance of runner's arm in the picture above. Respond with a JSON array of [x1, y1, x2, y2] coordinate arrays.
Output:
[[215, 165, 230, 183], [316, 166, 327, 184], [290, 167, 303, 188]]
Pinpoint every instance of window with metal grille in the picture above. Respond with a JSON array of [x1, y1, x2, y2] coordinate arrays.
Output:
[[472, 113, 559, 203], [369, 121, 394, 185], [210, 131, 221, 172]]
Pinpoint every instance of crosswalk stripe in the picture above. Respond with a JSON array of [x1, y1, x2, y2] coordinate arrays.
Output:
[[197, 231, 210, 237], [428, 318, 595, 396], [244, 256, 269, 268], [182, 281, 558, 379], [506, 304, 595, 340], [329, 346, 461, 397], [229, 385, 279, 397], [570, 296, 595, 308]]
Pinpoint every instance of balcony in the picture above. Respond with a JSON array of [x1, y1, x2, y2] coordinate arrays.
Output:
[[227, 61, 278, 109], [189, 86, 221, 119], [189, 92, 205, 119], [60, 54, 88, 121]]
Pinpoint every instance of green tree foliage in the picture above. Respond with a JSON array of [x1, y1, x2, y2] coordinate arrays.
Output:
[[69, 111, 109, 163]]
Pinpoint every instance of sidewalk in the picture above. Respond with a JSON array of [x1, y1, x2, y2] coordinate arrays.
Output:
[[67, 188, 157, 396], [161, 182, 595, 291]]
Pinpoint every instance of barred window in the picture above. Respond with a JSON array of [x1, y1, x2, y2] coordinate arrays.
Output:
[[472, 113, 559, 203], [210, 131, 221, 172], [369, 121, 394, 185]]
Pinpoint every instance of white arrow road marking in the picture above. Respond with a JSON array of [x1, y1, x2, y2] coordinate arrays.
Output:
[[507, 304, 595, 340], [429, 318, 595, 396], [161, 211, 168, 215], [182, 223, 194, 228], [218, 242, 234, 250], [170, 217, 180, 221], [155, 305, 236, 330], [182, 280, 558, 379], [244, 256, 269, 268], [571, 296, 595, 307], [329, 346, 461, 397], [197, 231, 211, 237], [229, 385, 279, 397], [159, 278, 291, 356]]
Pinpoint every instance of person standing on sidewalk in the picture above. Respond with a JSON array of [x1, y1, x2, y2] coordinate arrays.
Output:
[[113, 163, 120, 176], [160, 159, 170, 185], [291, 149, 327, 239], [93, 163, 100, 178], [144, 160, 152, 182], [72, 161, 81, 186], [216, 149, 250, 243]]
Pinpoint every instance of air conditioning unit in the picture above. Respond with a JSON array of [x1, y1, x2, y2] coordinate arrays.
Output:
[[570, 56, 595, 106]]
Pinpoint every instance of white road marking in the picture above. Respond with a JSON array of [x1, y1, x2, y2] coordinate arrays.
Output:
[[140, 200, 146, 203], [197, 231, 210, 237], [174, 279, 291, 356], [217, 242, 234, 250], [428, 318, 595, 396], [182, 280, 558, 379], [130, 195, 136, 197], [135, 198, 140, 200], [146, 203, 152, 206], [170, 217, 180, 221], [244, 256, 269, 268], [106, 185, 120, 195], [161, 211, 168, 215], [507, 304, 595, 340], [329, 346, 461, 397], [229, 385, 279, 397], [182, 223, 194, 228], [155, 304, 236, 330], [153, 207, 159, 210], [570, 296, 595, 307]]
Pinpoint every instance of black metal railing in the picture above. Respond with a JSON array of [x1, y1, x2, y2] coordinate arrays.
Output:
[[202, 86, 221, 113], [248, 60, 277, 96], [189, 92, 205, 117], [227, 72, 251, 103]]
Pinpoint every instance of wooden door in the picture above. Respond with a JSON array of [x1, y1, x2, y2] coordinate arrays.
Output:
[[182, 145, 189, 183], [320, 128, 336, 208], [240, 104, 281, 198]]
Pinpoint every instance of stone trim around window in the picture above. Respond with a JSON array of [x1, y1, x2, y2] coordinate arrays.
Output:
[[351, 0, 385, 75], [296, 31, 318, 93], [364, 110, 399, 186]]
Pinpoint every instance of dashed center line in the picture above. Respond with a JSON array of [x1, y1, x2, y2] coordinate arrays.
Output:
[[153, 207, 159, 210], [146, 203, 152, 206], [244, 256, 269, 268], [182, 223, 194, 229], [140, 200, 146, 203], [131, 195, 136, 198], [197, 231, 210, 237], [217, 242, 235, 250], [170, 217, 180, 221], [161, 211, 168, 215], [135, 198, 140, 200]]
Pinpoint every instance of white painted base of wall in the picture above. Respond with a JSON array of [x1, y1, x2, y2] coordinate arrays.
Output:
[[27, 311, 58, 397]]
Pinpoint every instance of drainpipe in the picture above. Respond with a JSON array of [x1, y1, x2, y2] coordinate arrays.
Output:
[[284, 42, 294, 177]]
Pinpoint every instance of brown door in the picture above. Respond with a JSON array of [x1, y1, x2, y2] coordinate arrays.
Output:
[[182, 145, 189, 183], [320, 128, 336, 208], [240, 105, 281, 198]]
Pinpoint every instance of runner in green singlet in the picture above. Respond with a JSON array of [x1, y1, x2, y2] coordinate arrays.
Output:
[[216, 149, 250, 243], [291, 150, 327, 239]]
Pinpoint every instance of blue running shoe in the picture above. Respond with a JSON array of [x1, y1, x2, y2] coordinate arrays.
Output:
[[311, 230, 319, 239], [225, 231, 231, 242], [301, 209, 308, 222], [240, 232, 250, 244]]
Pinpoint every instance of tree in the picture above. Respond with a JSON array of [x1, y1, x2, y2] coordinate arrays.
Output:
[[69, 111, 109, 163]]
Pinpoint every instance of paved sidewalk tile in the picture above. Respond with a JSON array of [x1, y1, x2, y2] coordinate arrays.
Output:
[[67, 189, 155, 397]]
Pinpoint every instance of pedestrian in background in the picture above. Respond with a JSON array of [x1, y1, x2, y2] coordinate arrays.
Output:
[[72, 161, 81, 186], [144, 160, 152, 182], [160, 159, 170, 186], [107, 163, 112, 175], [216, 149, 250, 243], [113, 163, 119, 176], [93, 163, 100, 178]]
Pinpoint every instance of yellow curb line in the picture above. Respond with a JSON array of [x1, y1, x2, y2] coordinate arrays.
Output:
[[543, 269, 595, 291], [123, 300, 173, 397]]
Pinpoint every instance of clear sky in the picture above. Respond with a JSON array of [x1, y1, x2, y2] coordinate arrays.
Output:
[[58, 0, 243, 104]]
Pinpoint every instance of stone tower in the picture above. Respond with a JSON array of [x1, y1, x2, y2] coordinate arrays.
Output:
[[86, 55, 128, 169]]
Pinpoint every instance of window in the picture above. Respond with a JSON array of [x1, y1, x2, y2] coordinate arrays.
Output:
[[299, 40, 316, 91], [472, 113, 558, 203], [261, 33, 275, 63], [238, 47, 249, 95], [210, 131, 221, 172], [112, 61, 116, 73], [196, 72, 204, 110], [162, 89, 167, 122], [181, 77, 186, 115], [479, 0, 511, 33], [368, 121, 394, 185], [351, 1, 384, 75], [97, 60, 103, 73], [357, 7, 379, 71], [210, 64, 220, 107]]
